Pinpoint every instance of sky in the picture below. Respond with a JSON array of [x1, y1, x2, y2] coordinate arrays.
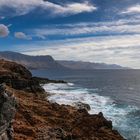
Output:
[[0, 0, 140, 68]]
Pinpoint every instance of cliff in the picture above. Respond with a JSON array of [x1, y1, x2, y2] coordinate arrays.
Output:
[[0, 59, 125, 140], [0, 84, 16, 140], [0, 51, 66, 70]]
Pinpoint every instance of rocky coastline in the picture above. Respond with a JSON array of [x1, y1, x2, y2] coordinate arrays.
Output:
[[32, 77, 67, 85], [0, 59, 125, 140]]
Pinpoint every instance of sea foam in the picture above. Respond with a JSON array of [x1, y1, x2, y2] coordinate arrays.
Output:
[[43, 83, 140, 140]]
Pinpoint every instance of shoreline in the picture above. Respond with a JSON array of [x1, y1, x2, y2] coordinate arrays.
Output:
[[0, 60, 125, 140], [42, 81, 139, 140]]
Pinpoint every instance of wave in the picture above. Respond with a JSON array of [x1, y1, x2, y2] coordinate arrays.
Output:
[[43, 83, 140, 140]]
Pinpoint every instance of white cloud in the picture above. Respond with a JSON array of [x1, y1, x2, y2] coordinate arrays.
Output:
[[31, 19, 140, 38], [20, 34, 140, 68], [15, 32, 32, 40], [0, 0, 97, 17], [36, 34, 46, 40], [122, 4, 140, 14], [46, 1, 97, 15], [0, 24, 9, 37]]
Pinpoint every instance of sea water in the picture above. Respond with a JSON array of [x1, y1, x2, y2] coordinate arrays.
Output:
[[32, 69, 140, 140]]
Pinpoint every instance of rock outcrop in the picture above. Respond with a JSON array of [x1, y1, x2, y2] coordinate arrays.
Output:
[[73, 102, 91, 111], [0, 84, 16, 140], [0, 59, 125, 140], [12, 90, 125, 140], [32, 77, 67, 84], [0, 59, 44, 93]]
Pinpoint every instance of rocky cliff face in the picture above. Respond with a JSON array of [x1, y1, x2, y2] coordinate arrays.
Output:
[[0, 59, 125, 140], [12, 89, 125, 140], [0, 59, 44, 93], [0, 84, 16, 140], [0, 51, 66, 70]]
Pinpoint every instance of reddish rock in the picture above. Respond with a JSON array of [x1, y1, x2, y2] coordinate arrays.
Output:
[[0, 59, 44, 92], [0, 59, 125, 140], [11, 88, 125, 140]]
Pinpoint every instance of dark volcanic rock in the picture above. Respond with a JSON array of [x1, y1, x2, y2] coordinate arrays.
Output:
[[0, 59, 44, 92], [73, 102, 91, 111], [32, 76, 67, 84], [0, 84, 16, 140]]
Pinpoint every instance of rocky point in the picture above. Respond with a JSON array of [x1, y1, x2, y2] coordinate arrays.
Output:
[[0, 59, 125, 140]]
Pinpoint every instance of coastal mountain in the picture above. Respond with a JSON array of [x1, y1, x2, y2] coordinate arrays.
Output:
[[0, 51, 66, 70], [57, 60, 126, 70], [0, 51, 126, 70]]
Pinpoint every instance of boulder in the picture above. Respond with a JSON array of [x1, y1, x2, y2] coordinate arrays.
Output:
[[73, 101, 91, 111]]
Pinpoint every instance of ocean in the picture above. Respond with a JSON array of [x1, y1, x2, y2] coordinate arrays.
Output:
[[31, 69, 140, 140]]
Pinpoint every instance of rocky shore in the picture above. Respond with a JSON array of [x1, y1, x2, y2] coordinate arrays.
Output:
[[0, 60, 125, 140]]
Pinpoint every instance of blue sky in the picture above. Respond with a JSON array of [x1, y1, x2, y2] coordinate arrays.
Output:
[[0, 0, 140, 68]]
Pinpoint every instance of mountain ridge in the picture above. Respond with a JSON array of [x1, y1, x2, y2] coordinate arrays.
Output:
[[57, 60, 128, 70], [0, 51, 66, 70], [0, 51, 128, 70]]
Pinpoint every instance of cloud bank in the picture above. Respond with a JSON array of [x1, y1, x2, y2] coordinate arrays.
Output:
[[20, 34, 140, 68], [31, 19, 140, 39], [0, 0, 97, 17], [122, 4, 140, 14]]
